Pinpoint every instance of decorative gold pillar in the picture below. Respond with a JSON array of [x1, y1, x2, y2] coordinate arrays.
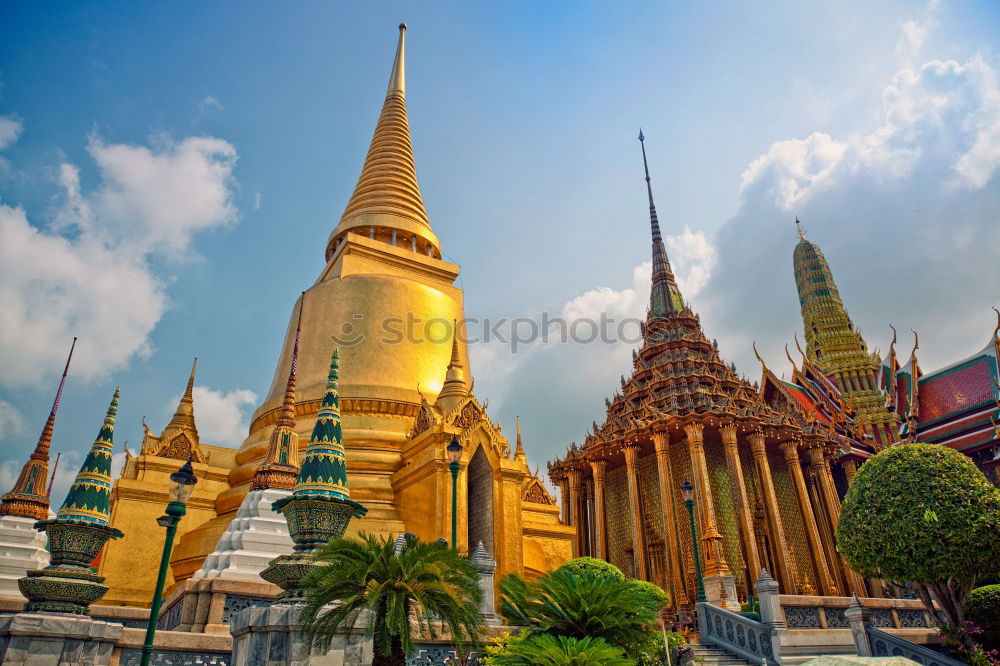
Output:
[[685, 423, 730, 576], [558, 477, 570, 524], [842, 459, 858, 485], [653, 432, 686, 606], [808, 446, 866, 597], [721, 424, 761, 585], [749, 430, 794, 592], [583, 477, 595, 557], [623, 444, 648, 580], [567, 469, 583, 557], [780, 440, 835, 596], [589, 459, 608, 561]]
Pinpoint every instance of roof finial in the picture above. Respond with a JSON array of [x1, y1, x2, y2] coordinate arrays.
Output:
[[637, 130, 684, 317], [795, 217, 807, 242], [164, 357, 199, 438], [910, 329, 919, 357], [514, 415, 526, 462], [992, 306, 999, 339], [752, 341, 766, 369], [793, 332, 807, 363], [785, 343, 798, 372], [387, 23, 406, 98]]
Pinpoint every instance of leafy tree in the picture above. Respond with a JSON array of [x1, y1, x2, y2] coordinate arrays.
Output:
[[487, 633, 635, 666], [630, 579, 670, 610], [299, 533, 484, 666], [499, 567, 659, 659], [837, 443, 1000, 633]]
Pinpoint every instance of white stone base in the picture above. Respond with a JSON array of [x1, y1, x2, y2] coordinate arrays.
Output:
[[0, 516, 50, 601], [193, 488, 294, 582], [0, 612, 123, 665], [703, 573, 741, 611]]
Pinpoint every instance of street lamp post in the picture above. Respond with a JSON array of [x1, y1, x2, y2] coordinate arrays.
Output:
[[140, 458, 198, 666], [446, 436, 463, 549], [681, 478, 707, 603]]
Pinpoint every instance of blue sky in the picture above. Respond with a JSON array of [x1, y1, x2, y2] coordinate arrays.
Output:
[[1, 1, 998, 500]]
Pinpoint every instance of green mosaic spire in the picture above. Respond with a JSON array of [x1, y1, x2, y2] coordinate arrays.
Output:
[[56, 388, 119, 525], [291, 348, 349, 500]]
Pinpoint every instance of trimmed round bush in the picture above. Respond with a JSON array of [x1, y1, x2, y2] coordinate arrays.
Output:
[[966, 584, 1000, 649], [838, 443, 1000, 628], [554, 557, 625, 582]]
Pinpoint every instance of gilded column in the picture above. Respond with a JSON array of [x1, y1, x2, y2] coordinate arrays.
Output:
[[653, 432, 686, 606], [623, 444, 648, 580], [558, 477, 570, 524], [589, 459, 608, 561], [685, 423, 730, 576], [583, 477, 595, 557], [567, 469, 583, 557], [808, 446, 866, 596], [721, 424, 762, 584], [749, 430, 794, 592], [780, 440, 835, 595], [842, 459, 858, 485]]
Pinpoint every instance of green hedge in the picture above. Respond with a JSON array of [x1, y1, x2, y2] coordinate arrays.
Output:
[[966, 584, 1000, 649]]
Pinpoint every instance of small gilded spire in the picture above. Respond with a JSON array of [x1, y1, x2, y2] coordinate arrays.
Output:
[[165, 358, 199, 437], [514, 416, 526, 463], [435, 322, 469, 414], [253, 294, 305, 490], [0, 337, 76, 519], [291, 347, 350, 500], [56, 387, 119, 525], [387, 23, 406, 98], [638, 130, 684, 317]]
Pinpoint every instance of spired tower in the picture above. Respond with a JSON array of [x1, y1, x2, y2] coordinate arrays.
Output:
[[792, 223, 900, 447], [166, 25, 572, 592]]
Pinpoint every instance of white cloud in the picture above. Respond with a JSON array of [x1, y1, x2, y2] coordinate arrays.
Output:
[[167, 386, 257, 447], [0, 400, 24, 440], [0, 115, 22, 151], [895, 0, 939, 63], [198, 96, 224, 113], [0, 134, 239, 390], [666, 226, 717, 298]]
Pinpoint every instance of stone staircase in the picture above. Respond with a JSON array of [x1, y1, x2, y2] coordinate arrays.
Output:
[[689, 644, 755, 666]]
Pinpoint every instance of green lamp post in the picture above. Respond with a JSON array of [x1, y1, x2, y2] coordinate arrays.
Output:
[[681, 478, 707, 603], [447, 435, 463, 549], [140, 457, 197, 666]]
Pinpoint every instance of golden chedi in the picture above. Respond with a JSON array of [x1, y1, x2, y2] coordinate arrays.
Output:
[[94, 25, 573, 609]]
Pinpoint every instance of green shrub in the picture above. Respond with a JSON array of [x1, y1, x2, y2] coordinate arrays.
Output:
[[838, 443, 1000, 628], [487, 633, 634, 666], [555, 557, 626, 582], [966, 584, 1000, 650], [630, 579, 670, 610]]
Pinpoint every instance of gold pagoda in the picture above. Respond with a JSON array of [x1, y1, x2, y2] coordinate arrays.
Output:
[[97, 24, 572, 608]]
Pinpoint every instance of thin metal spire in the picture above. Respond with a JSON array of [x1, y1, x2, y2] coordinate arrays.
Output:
[[637, 130, 683, 317]]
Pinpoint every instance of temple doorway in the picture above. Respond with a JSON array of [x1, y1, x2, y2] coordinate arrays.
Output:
[[467, 446, 494, 556]]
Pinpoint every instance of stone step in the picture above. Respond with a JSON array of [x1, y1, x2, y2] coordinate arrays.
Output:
[[687, 644, 754, 666]]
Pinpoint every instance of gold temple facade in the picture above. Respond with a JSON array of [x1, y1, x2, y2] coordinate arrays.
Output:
[[98, 25, 572, 608], [547, 135, 873, 608]]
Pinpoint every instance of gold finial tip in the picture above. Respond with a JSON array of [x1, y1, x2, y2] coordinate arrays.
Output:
[[399, 23, 407, 31]]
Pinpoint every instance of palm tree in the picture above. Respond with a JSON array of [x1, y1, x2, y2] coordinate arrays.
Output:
[[499, 568, 660, 660], [299, 533, 485, 666]]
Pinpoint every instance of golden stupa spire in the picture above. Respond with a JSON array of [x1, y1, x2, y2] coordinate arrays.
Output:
[[0, 337, 76, 519], [165, 358, 199, 436], [253, 293, 305, 490], [326, 23, 440, 261], [435, 321, 469, 414]]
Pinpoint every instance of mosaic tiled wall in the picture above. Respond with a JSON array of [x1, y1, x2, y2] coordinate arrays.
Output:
[[605, 465, 631, 575], [704, 438, 743, 588], [770, 453, 817, 590]]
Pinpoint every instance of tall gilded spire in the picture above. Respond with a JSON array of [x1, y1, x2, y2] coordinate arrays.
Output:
[[638, 130, 684, 317], [434, 322, 469, 414], [254, 294, 305, 490], [326, 23, 440, 261], [56, 388, 119, 525], [792, 224, 899, 447], [514, 415, 526, 463], [291, 348, 350, 500], [0, 337, 76, 519]]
